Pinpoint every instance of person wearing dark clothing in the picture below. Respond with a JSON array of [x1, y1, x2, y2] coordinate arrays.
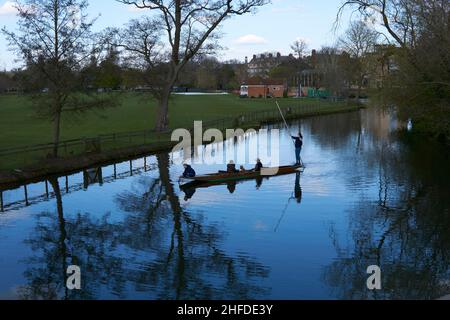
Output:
[[182, 164, 196, 178], [291, 133, 304, 165], [227, 161, 239, 173], [254, 159, 264, 172]]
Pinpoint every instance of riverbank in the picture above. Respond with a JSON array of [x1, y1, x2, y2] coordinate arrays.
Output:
[[0, 102, 363, 188], [0, 93, 350, 149]]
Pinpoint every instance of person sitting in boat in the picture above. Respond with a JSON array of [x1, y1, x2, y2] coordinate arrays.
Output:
[[254, 158, 264, 172], [227, 161, 239, 173], [182, 164, 196, 178], [240, 165, 247, 172]]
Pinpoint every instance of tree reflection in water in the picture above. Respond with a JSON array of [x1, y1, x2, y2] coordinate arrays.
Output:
[[18, 154, 270, 300], [323, 124, 450, 300], [16, 109, 449, 300]]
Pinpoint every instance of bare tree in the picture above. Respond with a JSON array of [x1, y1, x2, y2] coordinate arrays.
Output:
[[336, 0, 417, 48], [2, 0, 113, 157], [339, 20, 380, 97], [116, 0, 270, 131], [339, 21, 379, 57], [290, 39, 309, 59], [113, 17, 162, 70], [317, 46, 348, 100], [337, 0, 450, 140], [106, 17, 166, 95]]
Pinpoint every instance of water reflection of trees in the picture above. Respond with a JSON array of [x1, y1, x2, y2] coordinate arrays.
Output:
[[323, 129, 450, 300], [302, 108, 395, 151], [19, 154, 270, 300], [19, 177, 131, 300]]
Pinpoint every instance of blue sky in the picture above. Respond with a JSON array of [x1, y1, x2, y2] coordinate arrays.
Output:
[[0, 0, 353, 70]]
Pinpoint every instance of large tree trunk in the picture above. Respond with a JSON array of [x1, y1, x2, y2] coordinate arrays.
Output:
[[155, 87, 171, 132], [155, 64, 184, 132]]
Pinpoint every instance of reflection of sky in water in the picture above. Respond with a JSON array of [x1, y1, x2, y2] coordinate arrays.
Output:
[[0, 108, 449, 300]]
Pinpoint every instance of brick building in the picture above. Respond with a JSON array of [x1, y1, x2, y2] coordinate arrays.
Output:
[[240, 77, 286, 98], [246, 52, 296, 78]]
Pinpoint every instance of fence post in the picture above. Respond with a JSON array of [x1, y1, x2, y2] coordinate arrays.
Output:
[[45, 180, 49, 198], [24, 185, 29, 206], [0, 191, 3, 212]]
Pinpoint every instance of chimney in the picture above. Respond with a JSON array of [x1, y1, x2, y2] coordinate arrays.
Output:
[[245, 56, 248, 64], [311, 49, 317, 68], [253, 54, 257, 60], [269, 53, 273, 58], [277, 52, 281, 58]]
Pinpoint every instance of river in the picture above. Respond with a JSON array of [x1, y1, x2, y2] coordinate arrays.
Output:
[[0, 107, 449, 300]]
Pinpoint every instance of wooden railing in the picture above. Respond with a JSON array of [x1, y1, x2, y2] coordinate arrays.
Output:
[[0, 103, 358, 170]]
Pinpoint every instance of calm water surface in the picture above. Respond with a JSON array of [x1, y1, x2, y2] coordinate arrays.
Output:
[[0, 108, 449, 300]]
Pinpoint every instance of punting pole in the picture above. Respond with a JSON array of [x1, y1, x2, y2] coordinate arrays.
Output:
[[276, 100, 305, 167], [276, 100, 290, 133]]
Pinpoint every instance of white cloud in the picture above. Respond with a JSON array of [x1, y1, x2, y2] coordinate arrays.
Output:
[[0, 1, 17, 16], [235, 34, 268, 45]]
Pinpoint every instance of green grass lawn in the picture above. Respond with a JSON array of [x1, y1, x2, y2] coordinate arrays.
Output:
[[0, 93, 350, 150]]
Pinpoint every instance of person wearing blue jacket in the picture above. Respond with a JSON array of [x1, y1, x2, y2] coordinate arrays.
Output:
[[291, 132, 304, 165], [182, 164, 196, 178]]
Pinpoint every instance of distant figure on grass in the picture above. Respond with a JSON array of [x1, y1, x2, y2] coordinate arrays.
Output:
[[182, 164, 196, 178], [291, 132, 304, 166]]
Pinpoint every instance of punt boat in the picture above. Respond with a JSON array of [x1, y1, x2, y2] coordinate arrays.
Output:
[[179, 165, 303, 187]]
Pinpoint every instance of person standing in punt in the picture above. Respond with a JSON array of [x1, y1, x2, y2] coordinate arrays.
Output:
[[291, 132, 304, 166]]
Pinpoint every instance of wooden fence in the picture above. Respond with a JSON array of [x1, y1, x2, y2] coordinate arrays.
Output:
[[0, 103, 356, 170]]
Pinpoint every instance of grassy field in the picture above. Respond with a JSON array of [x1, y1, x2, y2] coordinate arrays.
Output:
[[0, 93, 352, 150]]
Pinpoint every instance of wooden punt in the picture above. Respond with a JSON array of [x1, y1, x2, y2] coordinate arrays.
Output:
[[180, 165, 303, 187]]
